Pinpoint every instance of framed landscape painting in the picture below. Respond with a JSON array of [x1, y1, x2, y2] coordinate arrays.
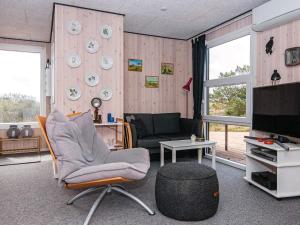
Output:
[[145, 76, 159, 88], [161, 63, 174, 75], [128, 59, 143, 72]]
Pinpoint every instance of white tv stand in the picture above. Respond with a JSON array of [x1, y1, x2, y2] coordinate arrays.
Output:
[[244, 138, 300, 199]]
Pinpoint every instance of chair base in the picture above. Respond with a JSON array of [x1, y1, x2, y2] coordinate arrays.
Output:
[[67, 184, 155, 225]]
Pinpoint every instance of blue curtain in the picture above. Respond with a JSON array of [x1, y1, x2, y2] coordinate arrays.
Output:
[[192, 35, 206, 120]]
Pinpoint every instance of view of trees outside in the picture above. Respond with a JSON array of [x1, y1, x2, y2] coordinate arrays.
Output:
[[0, 50, 40, 123], [209, 65, 250, 133], [209, 65, 249, 118], [208, 35, 250, 136], [0, 94, 40, 123]]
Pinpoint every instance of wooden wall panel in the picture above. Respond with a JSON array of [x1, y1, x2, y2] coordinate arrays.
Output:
[[206, 15, 252, 41], [256, 19, 300, 87], [124, 33, 193, 118], [53, 5, 124, 120]]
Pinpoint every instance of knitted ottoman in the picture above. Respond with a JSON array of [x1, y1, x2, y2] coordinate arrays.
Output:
[[155, 162, 219, 221]]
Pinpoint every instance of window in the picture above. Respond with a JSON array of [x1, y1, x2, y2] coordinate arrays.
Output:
[[204, 34, 251, 124], [208, 84, 246, 117], [204, 30, 252, 165], [208, 35, 250, 80], [0, 45, 44, 124]]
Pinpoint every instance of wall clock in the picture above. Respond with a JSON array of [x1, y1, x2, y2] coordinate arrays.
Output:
[[100, 88, 113, 101], [85, 73, 99, 87], [86, 39, 99, 54], [67, 20, 81, 35], [100, 25, 112, 39], [101, 56, 113, 70], [66, 87, 81, 101], [285, 47, 300, 66], [67, 53, 81, 68]]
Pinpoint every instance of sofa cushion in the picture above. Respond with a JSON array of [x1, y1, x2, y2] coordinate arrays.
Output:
[[131, 119, 148, 138], [158, 133, 191, 141], [137, 136, 170, 149], [124, 113, 154, 136], [153, 113, 181, 135], [64, 148, 150, 183]]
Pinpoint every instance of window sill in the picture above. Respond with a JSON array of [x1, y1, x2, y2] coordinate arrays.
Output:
[[0, 122, 39, 130]]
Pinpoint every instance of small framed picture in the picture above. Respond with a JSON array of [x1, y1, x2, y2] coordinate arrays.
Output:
[[161, 63, 174, 75], [145, 76, 159, 88], [128, 59, 143, 72], [285, 47, 300, 66]]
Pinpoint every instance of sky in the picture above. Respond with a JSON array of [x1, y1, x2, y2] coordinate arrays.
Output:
[[209, 35, 250, 79], [0, 50, 41, 101]]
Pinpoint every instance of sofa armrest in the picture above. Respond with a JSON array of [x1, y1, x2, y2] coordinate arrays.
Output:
[[180, 118, 202, 137], [129, 123, 138, 147]]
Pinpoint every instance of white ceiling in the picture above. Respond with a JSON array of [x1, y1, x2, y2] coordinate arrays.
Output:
[[0, 0, 269, 42]]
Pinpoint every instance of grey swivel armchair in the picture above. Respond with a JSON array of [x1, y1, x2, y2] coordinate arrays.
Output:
[[37, 110, 155, 225]]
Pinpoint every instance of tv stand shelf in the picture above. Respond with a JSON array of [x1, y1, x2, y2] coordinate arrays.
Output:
[[244, 138, 300, 199]]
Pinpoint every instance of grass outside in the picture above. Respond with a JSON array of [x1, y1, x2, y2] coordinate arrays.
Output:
[[209, 123, 250, 132]]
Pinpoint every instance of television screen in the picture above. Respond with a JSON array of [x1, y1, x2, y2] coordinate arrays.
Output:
[[252, 83, 300, 138]]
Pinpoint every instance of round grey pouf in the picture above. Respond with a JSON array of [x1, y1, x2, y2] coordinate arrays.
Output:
[[155, 162, 219, 221]]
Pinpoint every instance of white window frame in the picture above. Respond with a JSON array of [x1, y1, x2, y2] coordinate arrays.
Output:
[[203, 26, 253, 126], [0, 43, 46, 129]]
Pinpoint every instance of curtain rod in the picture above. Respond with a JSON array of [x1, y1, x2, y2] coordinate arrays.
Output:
[[189, 10, 252, 41]]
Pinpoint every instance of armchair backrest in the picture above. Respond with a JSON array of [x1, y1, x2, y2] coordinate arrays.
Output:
[[36, 112, 82, 162], [37, 115, 57, 161]]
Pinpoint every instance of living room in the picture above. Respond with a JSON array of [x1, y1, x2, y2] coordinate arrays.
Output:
[[1, 0, 300, 224]]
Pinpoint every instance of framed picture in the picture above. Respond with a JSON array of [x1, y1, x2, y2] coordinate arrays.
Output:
[[285, 47, 300, 66], [161, 63, 174, 75], [145, 76, 159, 88], [128, 59, 143, 72]]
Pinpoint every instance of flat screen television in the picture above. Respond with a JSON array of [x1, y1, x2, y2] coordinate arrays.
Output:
[[252, 82, 300, 138]]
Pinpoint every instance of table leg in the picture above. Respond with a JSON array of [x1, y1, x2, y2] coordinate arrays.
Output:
[[198, 148, 202, 164], [160, 145, 164, 167], [211, 145, 216, 169], [172, 149, 176, 163]]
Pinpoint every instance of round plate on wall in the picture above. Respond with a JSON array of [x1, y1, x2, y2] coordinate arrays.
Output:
[[66, 87, 81, 101], [67, 53, 81, 68], [100, 25, 112, 39], [67, 20, 81, 35], [99, 88, 113, 101], [85, 73, 99, 87], [86, 39, 100, 54], [101, 56, 113, 70]]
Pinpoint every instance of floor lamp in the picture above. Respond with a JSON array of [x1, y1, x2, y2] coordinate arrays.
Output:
[[182, 77, 192, 118]]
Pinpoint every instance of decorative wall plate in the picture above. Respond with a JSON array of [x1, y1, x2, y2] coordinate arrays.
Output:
[[67, 53, 81, 68], [86, 39, 99, 54], [67, 20, 81, 35], [100, 25, 112, 39], [85, 73, 99, 87], [101, 56, 113, 70], [66, 87, 81, 101], [99, 88, 113, 101]]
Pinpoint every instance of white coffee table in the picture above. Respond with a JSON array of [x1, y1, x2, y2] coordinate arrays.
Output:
[[159, 139, 217, 169]]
